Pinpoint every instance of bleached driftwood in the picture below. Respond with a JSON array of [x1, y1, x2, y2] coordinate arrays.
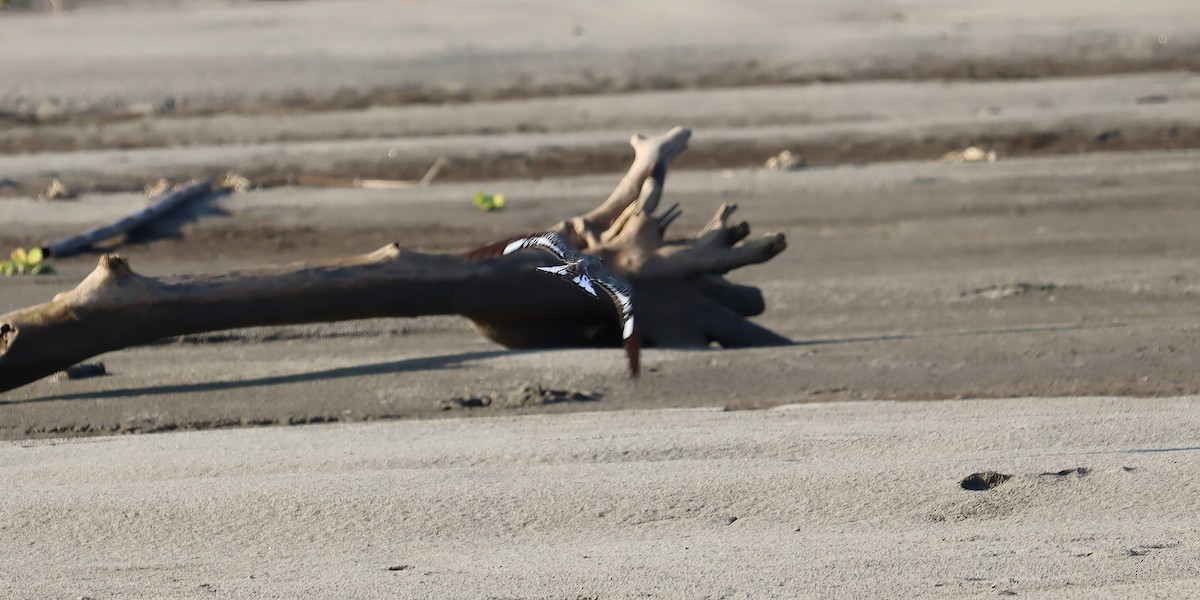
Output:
[[0, 127, 787, 394]]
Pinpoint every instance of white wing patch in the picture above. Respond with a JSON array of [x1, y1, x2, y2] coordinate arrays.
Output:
[[503, 239, 526, 255], [504, 233, 574, 261], [595, 277, 636, 340], [506, 231, 637, 344], [574, 275, 599, 297]]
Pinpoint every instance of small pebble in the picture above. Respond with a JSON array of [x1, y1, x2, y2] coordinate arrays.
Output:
[[51, 362, 107, 382]]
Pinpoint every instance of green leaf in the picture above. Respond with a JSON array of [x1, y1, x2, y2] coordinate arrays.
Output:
[[472, 191, 506, 212], [30, 265, 44, 275], [0, 261, 15, 277]]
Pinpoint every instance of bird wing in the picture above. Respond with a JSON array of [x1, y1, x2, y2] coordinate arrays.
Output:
[[573, 274, 599, 297], [503, 230, 640, 378], [595, 274, 640, 378], [594, 276, 635, 340], [503, 232, 578, 262]]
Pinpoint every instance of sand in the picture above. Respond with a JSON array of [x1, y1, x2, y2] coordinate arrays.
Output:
[[6, 150, 1200, 437], [3, 1, 1200, 596], [4, 397, 1200, 598], [4, 0, 1198, 120]]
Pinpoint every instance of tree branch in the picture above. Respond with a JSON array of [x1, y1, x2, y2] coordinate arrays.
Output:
[[1, 127, 790, 394], [0, 249, 608, 393], [45, 179, 213, 257]]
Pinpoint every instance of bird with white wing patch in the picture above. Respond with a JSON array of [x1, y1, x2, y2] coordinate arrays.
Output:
[[502, 232, 640, 377]]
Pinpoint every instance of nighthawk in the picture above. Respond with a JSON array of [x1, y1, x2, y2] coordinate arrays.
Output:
[[502, 232, 640, 378]]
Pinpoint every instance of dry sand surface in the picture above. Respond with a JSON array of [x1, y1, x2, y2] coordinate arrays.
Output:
[[6, 151, 1200, 437], [4, 0, 1199, 121], [3, 397, 1200, 598], [3, 0, 1200, 597]]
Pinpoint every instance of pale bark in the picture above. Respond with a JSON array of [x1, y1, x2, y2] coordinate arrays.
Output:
[[0, 127, 788, 394]]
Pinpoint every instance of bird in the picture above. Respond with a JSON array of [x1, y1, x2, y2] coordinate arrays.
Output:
[[501, 232, 640, 378]]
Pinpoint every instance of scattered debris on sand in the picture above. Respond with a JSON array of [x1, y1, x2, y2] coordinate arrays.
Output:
[[505, 384, 599, 407], [765, 150, 805, 171], [50, 362, 107, 382], [437, 395, 493, 410], [2, 247, 51, 276], [220, 172, 255, 192], [295, 156, 447, 190], [472, 191, 506, 211], [958, 282, 1058, 300], [939, 146, 997, 164], [1039, 467, 1090, 478], [438, 384, 600, 410], [144, 178, 173, 199], [36, 178, 76, 202]]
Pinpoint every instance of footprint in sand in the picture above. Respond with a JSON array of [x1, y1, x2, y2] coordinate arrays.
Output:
[[927, 465, 1133, 522], [959, 466, 1093, 491]]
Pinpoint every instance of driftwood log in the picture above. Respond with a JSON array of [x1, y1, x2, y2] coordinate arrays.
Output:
[[0, 127, 787, 394], [46, 178, 213, 258]]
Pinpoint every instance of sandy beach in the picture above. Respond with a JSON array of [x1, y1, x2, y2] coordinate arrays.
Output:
[[4, 397, 1200, 598], [2, 0, 1200, 597]]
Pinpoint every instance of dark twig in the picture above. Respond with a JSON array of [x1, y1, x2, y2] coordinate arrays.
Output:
[[45, 179, 212, 258]]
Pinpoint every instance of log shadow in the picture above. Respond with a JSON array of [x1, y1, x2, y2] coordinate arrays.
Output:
[[794, 322, 1131, 347], [122, 188, 232, 246], [8, 349, 513, 404], [52, 188, 233, 257]]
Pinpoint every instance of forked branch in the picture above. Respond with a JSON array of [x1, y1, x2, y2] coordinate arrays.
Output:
[[0, 127, 789, 394]]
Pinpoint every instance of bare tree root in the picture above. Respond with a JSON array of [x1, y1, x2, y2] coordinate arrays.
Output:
[[0, 127, 788, 394], [471, 126, 788, 350]]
